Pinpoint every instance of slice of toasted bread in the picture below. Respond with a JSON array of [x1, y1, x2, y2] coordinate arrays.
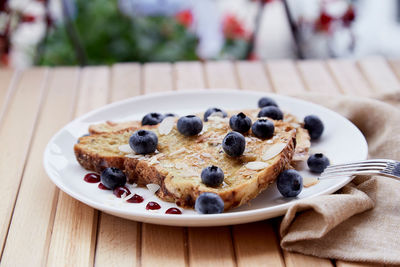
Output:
[[75, 111, 297, 210]]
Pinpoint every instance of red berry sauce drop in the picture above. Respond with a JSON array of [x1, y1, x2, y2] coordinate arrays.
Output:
[[98, 183, 109, 190], [113, 186, 131, 198], [84, 173, 100, 183], [127, 194, 144, 203], [146, 201, 161, 210], [165, 208, 182, 214]]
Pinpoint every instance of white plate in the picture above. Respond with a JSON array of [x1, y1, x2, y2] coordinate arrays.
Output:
[[43, 90, 368, 226]]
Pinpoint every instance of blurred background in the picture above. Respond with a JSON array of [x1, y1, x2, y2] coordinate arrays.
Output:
[[1, 0, 400, 68]]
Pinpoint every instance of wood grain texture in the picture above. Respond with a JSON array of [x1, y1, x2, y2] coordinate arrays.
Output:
[[326, 59, 373, 96], [297, 60, 341, 93], [233, 222, 285, 267], [141, 224, 186, 267], [204, 61, 238, 88], [265, 60, 307, 94], [47, 66, 110, 267], [94, 64, 141, 267], [189, 227, 236, 267], [95, 214, 139, 267], [0, 68, 48, 256], [358, 57, 400, 93], [235, 61, 273, 92], [283, 251, 333, 267], [110, 63, 142, 102], [0, 69, 17, 124], [143, 63, 174, 92], [175, 61, 206, 90], [0, 68, 79, 267]]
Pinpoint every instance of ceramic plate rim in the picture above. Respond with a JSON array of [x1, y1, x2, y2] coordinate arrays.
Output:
[[43, 89, 368, 226]]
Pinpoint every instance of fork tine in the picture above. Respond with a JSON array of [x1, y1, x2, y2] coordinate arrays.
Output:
[[319, 170, 382, 179], [323, 165, 387, 174], [325, 160, 390, 170]]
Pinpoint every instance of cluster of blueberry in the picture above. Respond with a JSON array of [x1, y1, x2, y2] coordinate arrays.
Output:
[[93, 96, 330, 215]]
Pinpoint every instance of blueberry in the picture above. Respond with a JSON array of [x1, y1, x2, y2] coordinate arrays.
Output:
[[129, 130, 158, 154], [229, 112, 252, 133], [177, 115, 203, 136], [222, 131, 245, 157], [307, 153, 330, 173], [77, 133, 90, 143], [164, 113, 177, 118], [277, 169, 303, 197], [195, 192, 224, 214], [201, 166, 224, 187], [100, 167, 127, 190], [258, 106, 283, 120], [258, 97, 278, 108], [142, 112, 163, 126], [204, 107, 228, 122], [251, 119, 274, 139], [304, 115, 324, 140]]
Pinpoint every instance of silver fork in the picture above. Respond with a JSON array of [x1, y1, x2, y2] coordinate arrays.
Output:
[[318, 159, 400, 180]]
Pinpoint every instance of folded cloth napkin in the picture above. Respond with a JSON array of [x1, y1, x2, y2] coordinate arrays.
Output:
[[280, 93, 400, 265]]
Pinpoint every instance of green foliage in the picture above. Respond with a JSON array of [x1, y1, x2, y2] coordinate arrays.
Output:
[[38, 0, 198, 66]]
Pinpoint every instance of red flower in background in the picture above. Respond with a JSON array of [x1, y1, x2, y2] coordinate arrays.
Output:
[[316, 11, 333, 32], [21, 14, 36, 23], [223, 14, 247, 39], [342, 6, 355, 26], [175, 10, 193, 28]]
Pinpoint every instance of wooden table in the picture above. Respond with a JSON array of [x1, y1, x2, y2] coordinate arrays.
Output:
[[1, 57, 399, 267]]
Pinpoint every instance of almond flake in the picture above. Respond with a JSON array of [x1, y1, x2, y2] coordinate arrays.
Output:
[[201, 152, 212, 158], [146, 183, 160, 194], [170, 147, 186, 156], [245, 161, 269, 170], [303, 177, 319, 188], [158, 117, 175, 135], [118, 144, 133, 153], [262, 143, 286, 161]]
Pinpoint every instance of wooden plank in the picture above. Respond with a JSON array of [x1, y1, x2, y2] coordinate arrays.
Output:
[[189, 227, 235, 267], [297, 60, 341, 94], [175, 61, 206, 90], [94, 63, 141, 267], [110, 63, 142, 102], [142, 224, 186, 267], [204, 61, 238, 89], [336, 261, 380, 267], [358, 57, 400, 93], [233, 61, 285, 267], [265, 60, 307, 94], [141, 62, 186, 267], [143, 63, 173, 93], [233, 222, 285, 267], [95, 214, 139, 267], [0, 69, 18, 123], [235, 61, 273, 92], [0, 68, 48, 256], [326, 59, 373, 96], [47, 66, 110, 267], [283, 251, 333, 267], [0, 68, 79, 267]]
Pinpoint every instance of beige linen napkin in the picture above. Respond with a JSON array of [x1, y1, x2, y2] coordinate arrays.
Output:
[[280, 93, 400, 265]]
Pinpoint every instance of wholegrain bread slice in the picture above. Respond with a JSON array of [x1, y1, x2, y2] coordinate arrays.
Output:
[[75, 110, 298, 210]]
